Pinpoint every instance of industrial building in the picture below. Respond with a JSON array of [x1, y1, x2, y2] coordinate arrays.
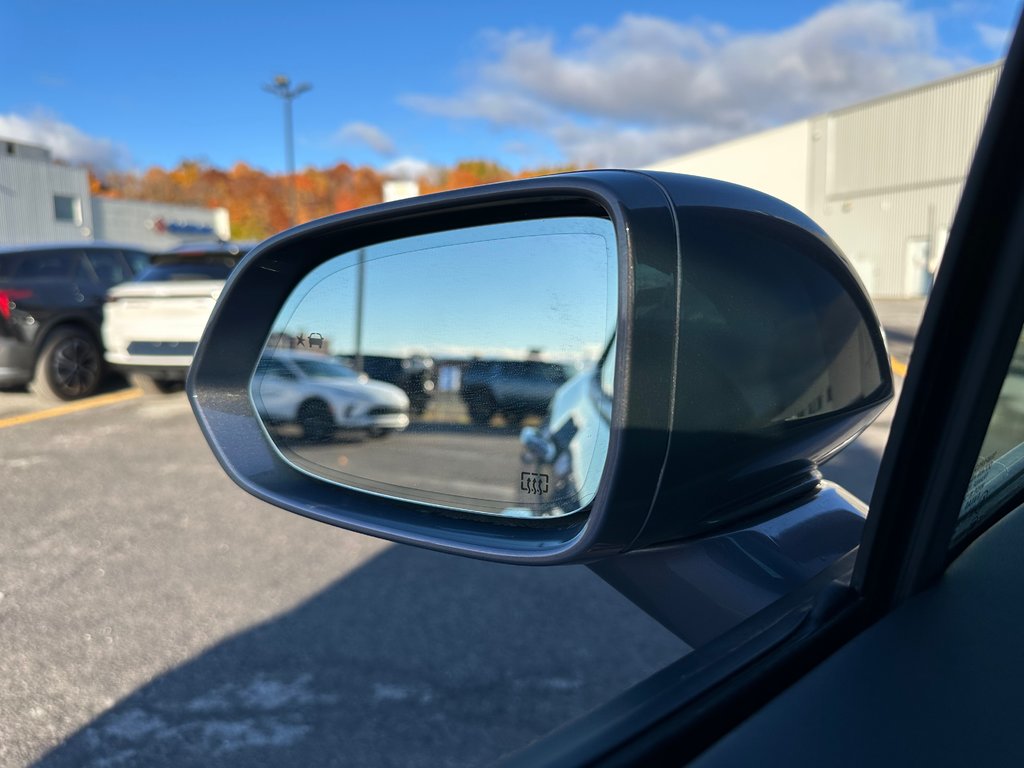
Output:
[[647, 62, 1002, 297], [0, 139, 229, 249]]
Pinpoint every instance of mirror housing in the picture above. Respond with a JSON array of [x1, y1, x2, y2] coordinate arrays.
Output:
[[188, 170, 892, 564]]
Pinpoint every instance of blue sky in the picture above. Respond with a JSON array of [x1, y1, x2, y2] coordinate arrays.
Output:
[[2, 1, 1019, 177], [275, 218, 617, 361]]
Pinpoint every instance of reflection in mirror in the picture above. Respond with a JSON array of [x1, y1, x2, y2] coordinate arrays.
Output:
[[251, 217, 618, 518]]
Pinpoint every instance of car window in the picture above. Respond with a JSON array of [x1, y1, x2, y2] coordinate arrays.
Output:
[[86, 250, 129, 286], [13, 250, 76, 278], [257, 358, 298, 380], [957, 327, 1024, 539], [292, 357, 359, 380], [4, 3, 1021, 766], [123, 250, 153, 274]]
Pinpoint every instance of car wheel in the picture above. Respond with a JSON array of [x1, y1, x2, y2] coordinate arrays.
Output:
[[502, 408, 525, 427], [367, 427, 394, 439], [129, 373, 179, 395], [467, 391, 496, 426], [299, 399, 334, 442], [30, 327, 103, 401]]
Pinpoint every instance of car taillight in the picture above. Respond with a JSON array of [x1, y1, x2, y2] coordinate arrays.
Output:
[[0, 289, 33, 320]]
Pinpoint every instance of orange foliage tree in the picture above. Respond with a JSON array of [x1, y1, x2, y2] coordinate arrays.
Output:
[[93, 158, 579, 240]]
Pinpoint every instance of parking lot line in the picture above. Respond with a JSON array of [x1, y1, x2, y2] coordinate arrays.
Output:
[[0, 388, 144, 430], [890, 355, 909, 378]]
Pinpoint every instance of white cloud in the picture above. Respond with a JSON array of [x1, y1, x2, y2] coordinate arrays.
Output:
[[550, 122, 738, 170], [334, 121, 396, 156], [976, 22, 1012, 53], [405, 2, 965, 167], [382, 155, 437, 180], [0, 112, 128, 171]]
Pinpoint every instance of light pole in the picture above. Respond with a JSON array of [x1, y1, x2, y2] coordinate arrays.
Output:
[[263, 74, 311, 227]]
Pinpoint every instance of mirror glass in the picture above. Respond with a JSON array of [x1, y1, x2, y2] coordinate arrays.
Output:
[[251, 216, 618, 517]]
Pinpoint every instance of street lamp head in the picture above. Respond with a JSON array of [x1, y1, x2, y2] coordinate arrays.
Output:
[[263, 76, 311, 100]]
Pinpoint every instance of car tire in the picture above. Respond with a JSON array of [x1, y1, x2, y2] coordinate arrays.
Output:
[[129, 373, 178, 395], [502, 409, 525, 427], [367, 427, 394, 439], [467, 391, 496, 426], [299, 399, 334, 442], [30, 327, 103, 401]]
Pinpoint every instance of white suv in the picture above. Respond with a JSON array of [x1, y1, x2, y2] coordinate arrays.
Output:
[[102, 242, 251, 392], [254, 350, 410, 441]]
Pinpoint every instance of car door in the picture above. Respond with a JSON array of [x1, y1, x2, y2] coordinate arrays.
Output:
[[14, 248, 81, 323], [501, 13, 1024, 767]]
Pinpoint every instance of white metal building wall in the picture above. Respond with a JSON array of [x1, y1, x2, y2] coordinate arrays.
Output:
[[0, 155, 93, 245], [646, 62, 1003, 297], [646, 121, 812, 211], [810, 64, 1001, 297]]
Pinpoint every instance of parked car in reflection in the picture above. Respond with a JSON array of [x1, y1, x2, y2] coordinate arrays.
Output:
[[520, 338, 614, 515], [343, 354, 436, 416], [254, 350, 410, 442], [102, 241, 252, 392], [460, 359, 571, 426]]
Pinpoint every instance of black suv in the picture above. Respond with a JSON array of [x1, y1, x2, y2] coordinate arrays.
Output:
[[356, 355, 436, 416], [459, 359, 570, 426], [0, 243, 152, 400]]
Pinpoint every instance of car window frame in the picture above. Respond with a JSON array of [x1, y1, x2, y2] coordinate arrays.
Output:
[[507, 15, 1024, 768], [854, 15, 1024, 608], [84, 248, 131, 287]]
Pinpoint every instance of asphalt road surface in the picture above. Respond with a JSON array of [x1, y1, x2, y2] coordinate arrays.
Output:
[[0, 394, 685, 768], [276, 424, 526, 510], [0, 299, 925, 767]]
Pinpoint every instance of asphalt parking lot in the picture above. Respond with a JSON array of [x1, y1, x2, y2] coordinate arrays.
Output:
[[0, 299, 924, 767]]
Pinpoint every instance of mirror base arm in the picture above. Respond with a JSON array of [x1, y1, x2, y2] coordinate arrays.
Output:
[[589, 482, 867, 646]]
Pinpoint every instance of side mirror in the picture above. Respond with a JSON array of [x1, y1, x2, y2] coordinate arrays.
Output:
[[188, 170, 892, 565]]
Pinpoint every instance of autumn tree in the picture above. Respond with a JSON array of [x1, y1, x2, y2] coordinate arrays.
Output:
[[92, 157, 579, 240]]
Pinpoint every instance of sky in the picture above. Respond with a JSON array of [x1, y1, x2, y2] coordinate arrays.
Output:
[[1, 1, 1019, 178], [273, 217, 617, 362]]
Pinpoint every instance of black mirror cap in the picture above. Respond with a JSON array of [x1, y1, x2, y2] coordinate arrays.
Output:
[[640, 173, 893, 548], [188, 170, 892, 565]]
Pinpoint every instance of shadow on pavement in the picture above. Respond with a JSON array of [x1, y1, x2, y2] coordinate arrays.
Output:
[[37, 546, 683, 768], [883, 328, 916, 347]]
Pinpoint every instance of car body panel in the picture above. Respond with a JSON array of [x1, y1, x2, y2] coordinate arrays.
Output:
[[519, 363, 610, 516], [0, 243, 152, 388], [103, 280, 223, 370], [101, 244, 249, 379]]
